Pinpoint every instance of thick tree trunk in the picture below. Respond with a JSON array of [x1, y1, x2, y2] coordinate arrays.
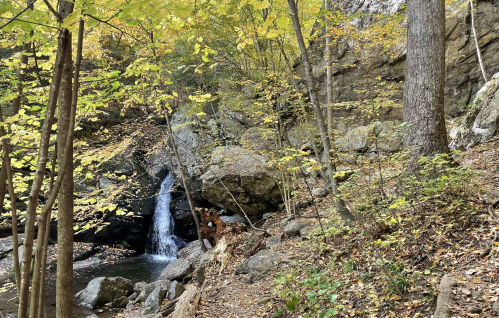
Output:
[[403, 0, 449, 157], [288, 0, 355, 221]]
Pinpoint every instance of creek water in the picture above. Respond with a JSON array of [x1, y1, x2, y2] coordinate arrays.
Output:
[[0, 173, 184, 317], [0, 255, 171, 317]]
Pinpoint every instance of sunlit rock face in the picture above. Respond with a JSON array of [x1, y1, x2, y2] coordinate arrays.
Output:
[[300, 0, 499, 119]]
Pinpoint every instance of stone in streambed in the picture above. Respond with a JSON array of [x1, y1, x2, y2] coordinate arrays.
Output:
[[74, 276, 133, 309], [167, 280, 186, 300], [111, 296, 129, 309], [160, 258, 193, 281], [144, 285, 168, 314]]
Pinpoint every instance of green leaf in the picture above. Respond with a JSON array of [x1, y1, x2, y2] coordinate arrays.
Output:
[[286, 295, 298, 311]]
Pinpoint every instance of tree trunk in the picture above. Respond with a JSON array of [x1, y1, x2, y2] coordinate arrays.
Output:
[[324, 0, 335, 144], [403, 0, 449, 157], [165, 110, 207, 252], [28, 4, 75, 317], [55, 13, 82, 318], [288, 0, 355, 221], [469, 0, 487, 82], [17, 24, 70, 318]]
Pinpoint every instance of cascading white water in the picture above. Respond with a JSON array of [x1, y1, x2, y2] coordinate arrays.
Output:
[[147, 173, 179, 260]]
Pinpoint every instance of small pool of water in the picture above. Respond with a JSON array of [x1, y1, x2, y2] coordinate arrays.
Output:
[[0, 254, 171, 318]]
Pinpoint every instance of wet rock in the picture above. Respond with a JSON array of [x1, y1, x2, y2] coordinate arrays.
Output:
[[111, 296, 129, 309], [167, 280, 186, 300], [177, 239, 212, 263], [160, 258, 193, 281], [128, 292, 138, 301], [144, 286, 168, 314], [284, 221, 306, 237], [173, 208, 197, 241], [74, 277, 133, 309], [135, 280, 171, 304], [133, 281, 147, 294]]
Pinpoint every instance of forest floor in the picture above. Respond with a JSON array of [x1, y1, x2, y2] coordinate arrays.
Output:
[[195, 138, 499, 318]]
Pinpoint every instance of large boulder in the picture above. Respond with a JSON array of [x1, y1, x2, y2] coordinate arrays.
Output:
[[450, 73, 499, 150], [235, 250, 281, 283], [74, 277, 133, 308], [160, 258, 193, 281], [159, 108, 215, 200], [284, 221, 306, 237], [200, 146, 282, 220], [0, 235, 24, 258], [177, 239, 212, 262], [336, 121, 402, 153]]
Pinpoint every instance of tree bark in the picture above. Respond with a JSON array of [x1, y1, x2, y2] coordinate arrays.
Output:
[[324, 0, 335, 144], [469, 0, 487, 82], [28, 6, 75, 318], [17, 23, 70, 318], [288, 0, 355, 221], [54, 12, 82, 318], [403, 0, 449, 157]]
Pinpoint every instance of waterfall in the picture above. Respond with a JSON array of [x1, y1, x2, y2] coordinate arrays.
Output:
[[147, 173, 182, 260]]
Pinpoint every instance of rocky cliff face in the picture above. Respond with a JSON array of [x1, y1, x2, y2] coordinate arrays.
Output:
[[303, 0, 499, 118]]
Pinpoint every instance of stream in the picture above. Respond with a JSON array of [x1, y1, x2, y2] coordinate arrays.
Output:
[[0, 172, 183, 317]]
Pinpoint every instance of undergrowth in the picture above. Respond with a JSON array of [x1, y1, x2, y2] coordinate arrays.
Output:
[[272, 153, 488, 318]]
